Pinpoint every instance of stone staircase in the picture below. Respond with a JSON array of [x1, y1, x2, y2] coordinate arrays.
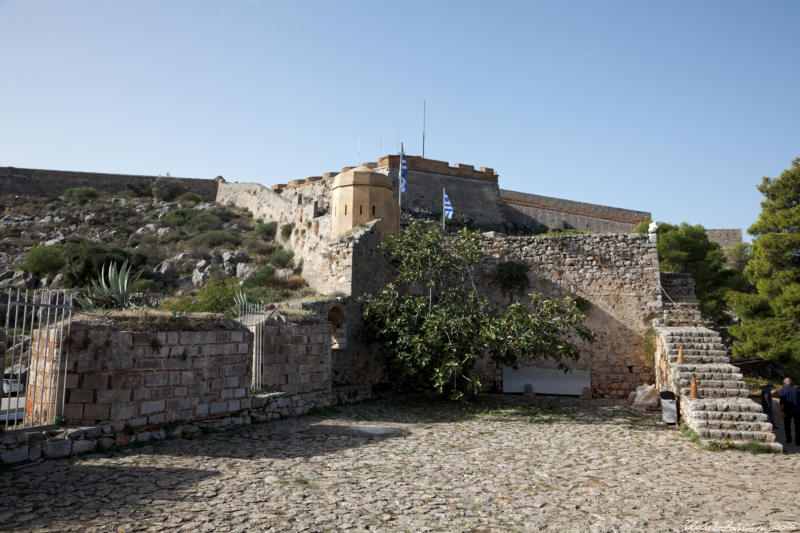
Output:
[[658, 327, 782, 452]]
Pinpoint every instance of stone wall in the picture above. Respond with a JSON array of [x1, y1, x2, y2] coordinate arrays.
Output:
[[258, 321, 331, 396], [55, 320, 253, 428], [500, 190, 651, 233], [216, 181, 296, 224], [479, 233, 662, 398], [659, 273, 706, 327], [0, 167, 218, 200], [706, 228, 742, 251]]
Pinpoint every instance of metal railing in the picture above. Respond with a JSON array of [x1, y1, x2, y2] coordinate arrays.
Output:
[[236, 302, 269, 391], [2, 289, 74, 429]]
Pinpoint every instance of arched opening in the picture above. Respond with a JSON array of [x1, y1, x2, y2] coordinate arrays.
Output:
[[372, 205, 375, 216], [327, 307, 347, 350]]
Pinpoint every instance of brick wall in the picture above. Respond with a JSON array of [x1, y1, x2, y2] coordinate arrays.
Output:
[[258, 322, 332, 396], [43, 322, 253, 429], [0, 167, 218, 200], [479, 233, 662, 398]]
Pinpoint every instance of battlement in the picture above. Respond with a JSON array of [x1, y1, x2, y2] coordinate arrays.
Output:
[[377, 155, 498, 182]]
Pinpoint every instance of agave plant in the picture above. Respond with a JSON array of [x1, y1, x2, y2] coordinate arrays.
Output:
[[82, 261, 136, 309], [229, 290, 250, 317]]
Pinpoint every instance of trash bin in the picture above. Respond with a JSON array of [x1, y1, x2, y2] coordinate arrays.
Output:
[[660, 390, 677, 424]]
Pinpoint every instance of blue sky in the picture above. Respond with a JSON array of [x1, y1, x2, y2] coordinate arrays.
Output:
[[1, 1, 798, 234]]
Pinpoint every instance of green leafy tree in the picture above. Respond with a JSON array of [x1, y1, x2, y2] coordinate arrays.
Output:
[[729, 157, 800, 362], [359, 221, 595, 399]]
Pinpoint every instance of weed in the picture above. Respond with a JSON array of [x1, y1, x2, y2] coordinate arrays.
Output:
[[680, 423, 700, 443]]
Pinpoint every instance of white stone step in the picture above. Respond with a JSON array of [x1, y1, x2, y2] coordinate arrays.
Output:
[[674, 371, 743, 382], [690, 410, 769, 422], [672, 363, 740, 373], [698, 439, 783, 453], [695, 428, 775, 442], [691, 419, 774, 433], [676, 378, 746, 390], [669, 354, 730, 364], [679, 387, 750, 398], [682, 398, 763, 412]]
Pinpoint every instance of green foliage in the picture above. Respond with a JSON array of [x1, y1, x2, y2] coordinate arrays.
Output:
[[268, 249, 294, 268], [19, 246, 65, 276], [493, 261, 529, 296], [162, 279, 285, 316], [241, 266, 275, 288], [63, 186, 99, 203], [76, 261, 136, 310], [359, 221, 595, 400], [725, 242, 751, 275], [654, 222, 744, 321], [256, 221, 278, 240], [187, 230, 242, 248], [633, 219, 651, 234], [641, 326, 657, 369], [280, 223, 294, 240], [680, 423, 700, 443], [729, 157, 800, 362], [176, 192, 203, 203], [161, 208, 223, 232], [61, 242, 146, 288], [132, 278, 154, 292], [150, 177, 186, 201]]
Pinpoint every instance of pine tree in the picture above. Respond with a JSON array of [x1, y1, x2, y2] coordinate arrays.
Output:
[[729, 157, 800, 362]]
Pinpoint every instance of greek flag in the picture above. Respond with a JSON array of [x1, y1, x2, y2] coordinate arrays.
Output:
[[399, 148, 407, 194], [443, 190, 454, 219]]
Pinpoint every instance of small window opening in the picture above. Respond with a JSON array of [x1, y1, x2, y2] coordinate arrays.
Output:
[[344, 205, 347, 215], [360, 205, 363, 215], [372, 205, 376, 215]]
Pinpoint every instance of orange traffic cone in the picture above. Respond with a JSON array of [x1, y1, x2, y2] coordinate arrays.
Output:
[[689, 376, 700, 399], [677, 345, 685, 364]]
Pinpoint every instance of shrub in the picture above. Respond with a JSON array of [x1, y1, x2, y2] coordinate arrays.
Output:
[[19, 246, 65, 276], [162, 279, 287, 316], [177, 192, 203, 203], [75, 261, 136, 310], [256, 221, 278, 240], [151, 177, 186, 201], [241, 266, 275, 288], [63, 187, 99, 203], [268, 249, 294, 268], [161, 208, 223, 232], [280, 223, 294, 240], [187, 230, 242, 248], [132, 278, 154, 292], [61, 242, 147, 288]]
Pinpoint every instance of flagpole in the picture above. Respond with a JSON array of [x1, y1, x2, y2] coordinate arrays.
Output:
[[398, 142, 403, 213], [442, 188, 445, 232]]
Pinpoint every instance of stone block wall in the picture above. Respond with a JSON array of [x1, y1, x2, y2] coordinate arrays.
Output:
[[56, 323, 253, 428], [0, 167, 218, 200], [479, 233, 662, 398], [500, 190, 651, 234], [706, 228, 743, 251], [259, 322, 332, 396]]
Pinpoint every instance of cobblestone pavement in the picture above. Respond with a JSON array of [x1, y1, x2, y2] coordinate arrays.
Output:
[[1, 396, 798, 532]]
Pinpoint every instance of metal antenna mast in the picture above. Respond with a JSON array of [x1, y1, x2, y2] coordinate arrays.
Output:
[[422, 99, 426, 158]]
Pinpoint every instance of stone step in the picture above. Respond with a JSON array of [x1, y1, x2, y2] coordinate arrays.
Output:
[[665, 346, 727, 355], [690, 410, 769, 422], [674, 371, 743, 382], [695, 428, 775, 442], [682, 398, 763, 412], [676, 378, 746, 390], [691, 419, 774, 433], [679, 387, 750, 398], [668, 355, 730, 364], [698, 439, 783, 453], [663, 334, 722, 341], [671, 364, 740, 373]]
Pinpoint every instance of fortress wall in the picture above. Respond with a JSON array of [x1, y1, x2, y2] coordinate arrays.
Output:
[[501, 189, 650, 233], [216, 181, 295, 223], [477, 233, 662, 398], [706, 228, 742, 250], [280, 177, 334, 216], [374, 165, 507, 225], [0, 167, 217, 200]]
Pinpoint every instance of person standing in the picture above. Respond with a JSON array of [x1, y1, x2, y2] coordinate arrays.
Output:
[[779, 377, 800, 444], [761, 382, 776, 426]]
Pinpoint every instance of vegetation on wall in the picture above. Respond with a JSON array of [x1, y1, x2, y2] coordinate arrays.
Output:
[[493, 261, 530, 296], [727, 156, 800, 363], [359, 221, 595, 400]]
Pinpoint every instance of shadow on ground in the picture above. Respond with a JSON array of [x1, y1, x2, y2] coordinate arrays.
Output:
[[0, 464, 217, 531]]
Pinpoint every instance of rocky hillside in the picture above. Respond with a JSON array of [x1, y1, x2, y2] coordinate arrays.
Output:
[[0, 189, 306, 309]]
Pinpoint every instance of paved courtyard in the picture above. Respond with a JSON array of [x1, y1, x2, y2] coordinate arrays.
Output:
[[1, 396, 797, 532]]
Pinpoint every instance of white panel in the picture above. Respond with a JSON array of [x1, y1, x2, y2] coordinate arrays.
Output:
[[502, 366, 591, 395]]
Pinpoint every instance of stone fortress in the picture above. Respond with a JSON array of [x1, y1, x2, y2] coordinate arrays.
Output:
[[1, 159, 745, 400], [1, 158, 778, 463]]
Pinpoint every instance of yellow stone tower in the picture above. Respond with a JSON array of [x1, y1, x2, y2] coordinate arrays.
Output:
[[330, 166, 399, 238]]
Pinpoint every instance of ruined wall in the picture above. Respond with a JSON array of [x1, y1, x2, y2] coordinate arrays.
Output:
[[500, 190, 651, 233], [659, 273, 706, 327], [706, 228, 743, 251], [479, 233, 662, 398], [0, 167, 218, 200], [56, 322, 253, 428], [216, 181, 296, 224]]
